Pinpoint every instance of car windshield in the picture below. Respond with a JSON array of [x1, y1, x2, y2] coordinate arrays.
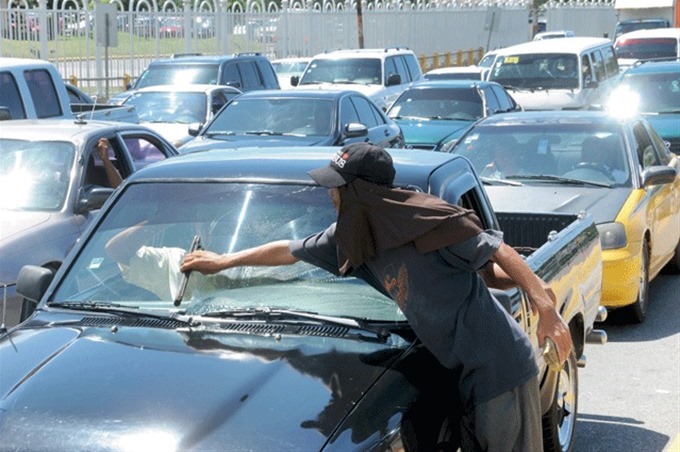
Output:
[[206, 98, 335, 136], [614, 38, 678, 60], [0, 139, 75, 211], [448, 123, 632, 187], [387, 87, 483, 121], [49, 182, 405, 322], [299, 58, 382, 85], [489, 53, 580, 90], [619, 71, 680, 114], [135, 64, 220, 89], [124, 91, 207, 123]]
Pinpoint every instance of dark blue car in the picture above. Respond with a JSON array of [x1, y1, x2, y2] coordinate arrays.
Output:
[[179, 89, 404, 153]]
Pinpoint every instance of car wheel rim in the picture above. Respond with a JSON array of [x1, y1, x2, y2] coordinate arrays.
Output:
[[557, 359, 577, 447]]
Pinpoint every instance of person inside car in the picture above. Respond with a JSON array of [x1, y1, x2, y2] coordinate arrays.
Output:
[[181, 142, 573, 451]]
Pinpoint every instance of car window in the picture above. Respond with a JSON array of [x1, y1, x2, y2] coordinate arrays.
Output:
[[483, 87, 501, 113], [392, 56, 411, 83], [649, 125, 673, 165], [340, 96, 361, 126], [490, 85, 515, 111], [123, 135, 169, 171], [633, 122, 660, 168], [238, 61, 262, 90], [590, 50, 605, 82], [136, 63, 220, 89], [350, 96, 380, 127], [581, 54, 593, 85], [404, 55, 422, 81], [0, 71, 26, 119], [256, 59, 279, 88], [615, 37, 679, 60], [601, 46, 618, 78], [221, 63, 241, 89], [384, 57, 400, 85], [24, 69, 63, 118]]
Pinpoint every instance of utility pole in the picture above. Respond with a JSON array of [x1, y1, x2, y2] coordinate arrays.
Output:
[[356, 0, 364, 49]]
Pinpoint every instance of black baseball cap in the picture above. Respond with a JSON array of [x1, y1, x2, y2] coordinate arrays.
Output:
[[308, 143, 396, 188]]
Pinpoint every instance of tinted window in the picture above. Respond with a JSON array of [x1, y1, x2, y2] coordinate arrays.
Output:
[[483, 87, 501, 113], [351, 96, 379, 127], [124, 136, 168, 171], [490, 85, 514, 111], [633, 122, 659, 167], [615, 37, 679, 60], [404, 54, 423, 81], [0, 71, 26, 119], [388, 87, 483, 120], [24, 69, 62, 118], [136, 63, 220, 88], [238, 61, 262, 90], [590, 50, 605, 81], [256, 59, 280, 88], [221, 63, 241, 88], [340, 96, 361, 125], [602, 46, 619, 77], [389, 56, 410, 83]]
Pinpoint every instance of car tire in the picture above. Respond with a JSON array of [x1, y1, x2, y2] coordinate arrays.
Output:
[[542, 348, 578, 452], [626, 240, 650, 323]]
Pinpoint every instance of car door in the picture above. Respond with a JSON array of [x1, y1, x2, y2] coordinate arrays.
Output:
[[632, 121, 678, 273]]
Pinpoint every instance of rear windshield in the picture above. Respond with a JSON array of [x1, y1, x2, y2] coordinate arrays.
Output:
[[615, 37, 678, 60], [134, 63, 220, 89]]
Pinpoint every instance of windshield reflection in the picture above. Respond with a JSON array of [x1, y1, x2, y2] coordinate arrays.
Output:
[[50, 182, 405, 322], [0, 139, 75, 211]]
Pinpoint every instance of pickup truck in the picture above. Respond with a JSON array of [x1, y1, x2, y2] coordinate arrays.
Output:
[[0, 57, 137, 122], [1, 147, 605, 452]]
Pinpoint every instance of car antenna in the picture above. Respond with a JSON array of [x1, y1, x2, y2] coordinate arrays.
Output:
[[90, 94, 98, 120]]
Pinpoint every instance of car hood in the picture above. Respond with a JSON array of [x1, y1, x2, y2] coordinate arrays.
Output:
[[396, 119, 473, 148], [0, 316, 408, 450], [0, 209, 51, 243], [180, 135, 331, 153], [484, 185, 631, 224], [642, 114, 680, 140]]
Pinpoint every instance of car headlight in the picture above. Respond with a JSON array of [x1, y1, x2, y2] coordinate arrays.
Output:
[[596, 222, 627, 250]]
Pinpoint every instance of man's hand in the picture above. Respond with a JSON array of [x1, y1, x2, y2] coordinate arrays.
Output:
[[181, 250, 228, 275], [97, 138, 110, 161]]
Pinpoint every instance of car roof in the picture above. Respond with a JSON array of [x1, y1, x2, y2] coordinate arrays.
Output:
[[0, 57, 55, 69], [406, 79, 497, 89], [230, 89, 363, 99], [494, 37, 612, 55], [464, 110, 628, 127], [425, 66, 483, 75], [626, 58, 680, 74], [131, 84, 242, 94], [310, 47, 415, 60], [148, 53, 266, 66], [123, 146, 463, 190], [0, 119, 157, 141], [615, 28, 680, 41]]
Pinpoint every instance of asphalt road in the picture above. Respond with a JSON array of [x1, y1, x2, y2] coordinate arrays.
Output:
[[574, 268, 680, 452]]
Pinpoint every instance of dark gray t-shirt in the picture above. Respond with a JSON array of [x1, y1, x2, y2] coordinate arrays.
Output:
[[290, 223, 538, 408]]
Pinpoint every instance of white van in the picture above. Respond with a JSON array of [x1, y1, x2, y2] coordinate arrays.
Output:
[[614, 28, 680, 72], [487, 37, 619, 111]]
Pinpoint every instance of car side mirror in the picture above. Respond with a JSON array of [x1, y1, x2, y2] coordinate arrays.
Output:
[[343, 122, 369, 139], [641, 166, 677, 187], [226, 81, 242, 89], [0, 107, 12, 120], [17, 265, 55, 304], [125, 82, 133, 90], [188, 123, 203, 137], [586, 80, 599, 89], [386, 73, 401, 87], [76, 186, 115, 213], [290, 75, 299, 87]]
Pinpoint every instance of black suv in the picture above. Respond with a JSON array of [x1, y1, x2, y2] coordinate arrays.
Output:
[[108, 53, 280, 104]]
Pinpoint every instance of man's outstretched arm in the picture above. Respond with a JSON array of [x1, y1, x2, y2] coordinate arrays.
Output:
[[490, 242, 573, 364], [181, 240, 299, 275]]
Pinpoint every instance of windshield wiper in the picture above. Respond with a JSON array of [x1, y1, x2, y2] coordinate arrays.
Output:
[[506, 175, 612, 187], [204, 131, 236, 138], [480, 176, 523, 186], [199, 307, 390, 341], [49, 302, 194, 325]]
